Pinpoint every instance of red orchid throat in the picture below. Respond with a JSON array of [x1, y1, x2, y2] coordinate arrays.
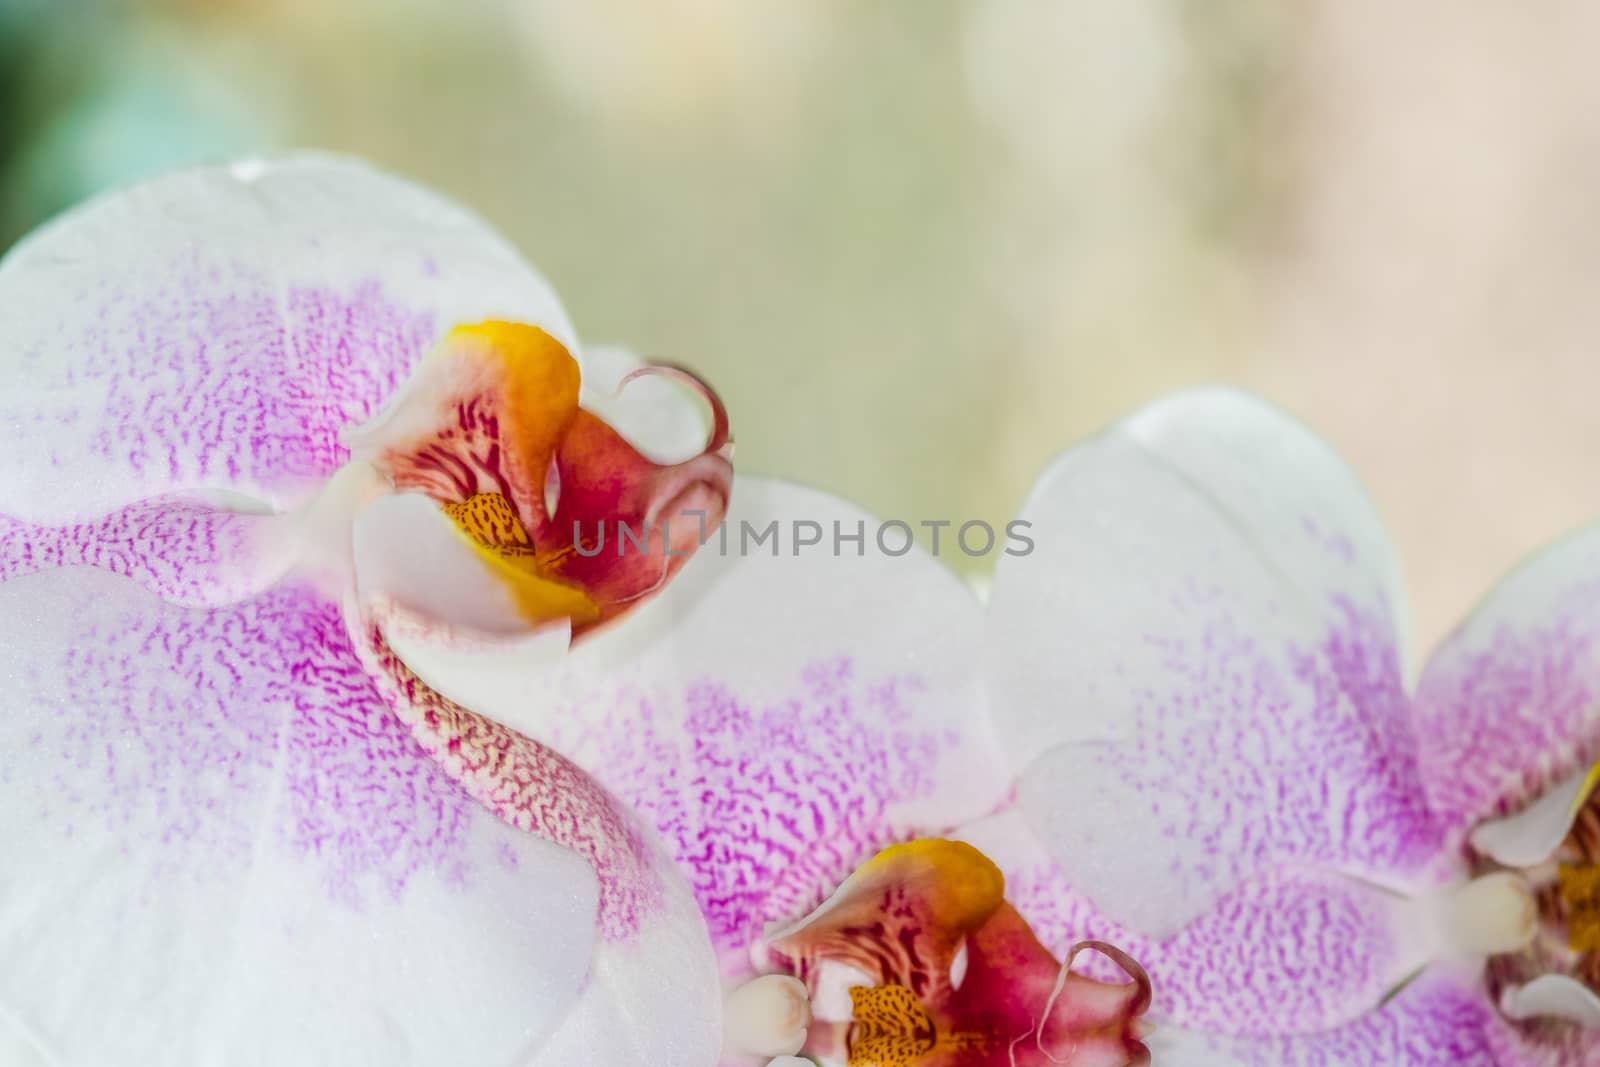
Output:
[[353, 321, 731, 638]]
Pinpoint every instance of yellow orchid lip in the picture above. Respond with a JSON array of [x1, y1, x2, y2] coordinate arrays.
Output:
[[350, 320, 732, 638], [444, 491, 602, 627]]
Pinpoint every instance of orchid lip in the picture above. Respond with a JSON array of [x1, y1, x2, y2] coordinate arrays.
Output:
[[344, 320, 732, 662], [761, 839, 1152, 1066]]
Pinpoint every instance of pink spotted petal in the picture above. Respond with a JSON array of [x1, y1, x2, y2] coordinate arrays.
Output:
[[0, 493, 285, 606], [1413, 525, 1600, 841], [985, 389, 1440, 938], [0, 569, 599, 1066], [0, 154, 574, 522], [388, 475, 1005, 975], [961, 812, 1430, 1037], [1145, 972, 1497, 1067]]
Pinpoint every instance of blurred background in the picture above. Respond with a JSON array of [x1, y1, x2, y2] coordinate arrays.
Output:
[[3, 0, 1599, 649]]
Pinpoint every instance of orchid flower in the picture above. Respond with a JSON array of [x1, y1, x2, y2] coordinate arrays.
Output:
[[425, 474, 1154, 1066], [972, 388, 1600, 1066], [0, 155, 1151, 1067], [0, 155, 737, 1066]]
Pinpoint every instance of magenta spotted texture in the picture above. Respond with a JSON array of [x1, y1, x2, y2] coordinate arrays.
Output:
[[1415, 557, 1600, 835], [0, 496, 271, 605], [1049, 592, 1441, 902], [549, 658, 950, 955], [18, 580, 486, 902], [1170, 976, 1500, 1067], [57, 277, 434, 496]]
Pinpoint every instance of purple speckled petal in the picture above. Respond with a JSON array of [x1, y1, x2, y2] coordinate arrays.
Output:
[[1413, 525, 1600, 841], [1145, 972, 1497, 1067], [0, 154, 574, 522], [0, 493, 283, 606], [0, 568, 601, 1067], [985, 389, 1440, 938], [961, 812, 1429, 1036], [389, 475, 1005, 975]]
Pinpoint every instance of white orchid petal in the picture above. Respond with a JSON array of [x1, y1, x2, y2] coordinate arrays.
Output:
[[0, 568, 598, 1066], [548, 474, 1003, 832], [985, 388, 1431, 937], [529, 877, 723, 1066]]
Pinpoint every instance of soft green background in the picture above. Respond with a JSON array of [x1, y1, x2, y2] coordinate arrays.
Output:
[[4, 0, 1599, 648]]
